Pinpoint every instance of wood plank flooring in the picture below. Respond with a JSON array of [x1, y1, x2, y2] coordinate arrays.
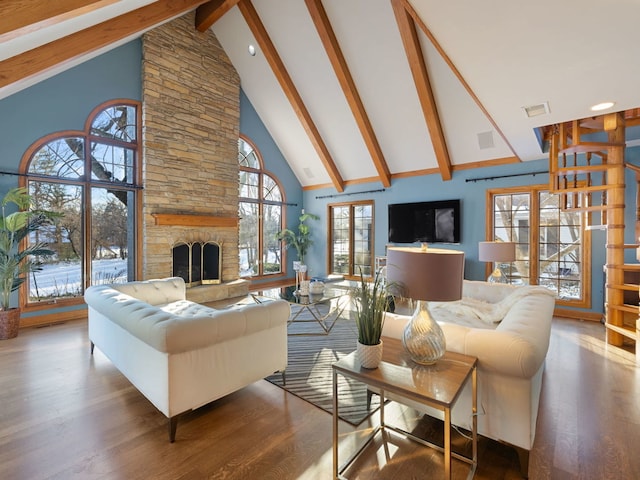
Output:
[[0, 317, 638, 479]]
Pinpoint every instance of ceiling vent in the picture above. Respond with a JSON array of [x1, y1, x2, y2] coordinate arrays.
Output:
[[522, 102, 550, 118], [303, 167, 315, 178], [477, 131, 494, 150]]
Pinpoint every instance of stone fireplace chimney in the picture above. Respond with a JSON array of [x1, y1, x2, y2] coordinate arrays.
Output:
[[141, 13, 246, 302]]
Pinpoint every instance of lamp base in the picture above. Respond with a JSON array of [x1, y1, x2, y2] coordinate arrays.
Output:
[[401, 300, 446, 365], [487, 267, 508, 284]]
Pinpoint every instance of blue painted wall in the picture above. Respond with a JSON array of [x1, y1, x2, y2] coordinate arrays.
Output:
[[0, 40, 142, 178]]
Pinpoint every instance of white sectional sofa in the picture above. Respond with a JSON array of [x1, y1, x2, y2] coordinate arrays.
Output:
[[84, 277, 290, 442], [381, 280, 555, 477]]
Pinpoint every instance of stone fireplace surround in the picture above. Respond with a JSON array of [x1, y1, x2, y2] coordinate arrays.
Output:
[[141, 14, 248, 303]]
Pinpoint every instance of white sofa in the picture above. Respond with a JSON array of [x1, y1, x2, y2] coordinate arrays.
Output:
[[84, 277, 290, 442], [381, 280, 555, 476]]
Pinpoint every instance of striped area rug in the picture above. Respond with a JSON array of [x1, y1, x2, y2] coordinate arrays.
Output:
[[266, 303, 382, 426]]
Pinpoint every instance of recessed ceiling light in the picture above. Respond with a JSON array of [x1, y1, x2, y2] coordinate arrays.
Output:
[[248, 44, 256, 56], [590, 101, 615, 112]]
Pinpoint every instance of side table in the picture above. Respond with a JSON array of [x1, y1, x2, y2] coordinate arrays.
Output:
[[332, 337, 477, 479]]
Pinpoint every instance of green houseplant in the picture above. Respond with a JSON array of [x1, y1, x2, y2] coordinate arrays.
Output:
[[352, 267, 393, 368], [275, 211, 319, 265], [0, 187, 58, 340]]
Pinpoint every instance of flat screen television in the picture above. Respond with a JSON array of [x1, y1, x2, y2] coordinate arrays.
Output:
[[388, 199, 461, 244]]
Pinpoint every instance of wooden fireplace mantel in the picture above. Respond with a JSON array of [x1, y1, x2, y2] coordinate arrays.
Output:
[[152, 213, 238, 227]]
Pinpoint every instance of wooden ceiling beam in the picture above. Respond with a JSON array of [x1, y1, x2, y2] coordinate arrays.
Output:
[[237, 0, 345, 192], [391, 0, 452, 181], [0, 0, 116, 41], [305, 0, 391, 188], [401, 0, 519, 161], [0, 0, 208, 95], [195, 0, 239, 32]]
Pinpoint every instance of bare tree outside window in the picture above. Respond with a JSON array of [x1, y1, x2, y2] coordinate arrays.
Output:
[[24, 101, 141, 304]]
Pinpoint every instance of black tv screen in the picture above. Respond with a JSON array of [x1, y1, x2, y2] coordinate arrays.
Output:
[[388, 199, 461, 244]]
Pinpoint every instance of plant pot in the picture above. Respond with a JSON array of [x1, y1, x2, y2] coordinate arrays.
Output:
[[0, 308, 21, 340], [356, 340, 383, 369]]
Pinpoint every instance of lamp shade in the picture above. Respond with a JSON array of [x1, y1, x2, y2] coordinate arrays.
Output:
[[386, 247, 465, 301], [478, 241, 516, 262]]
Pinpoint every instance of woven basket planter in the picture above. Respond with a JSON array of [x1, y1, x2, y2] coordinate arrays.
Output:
[[0, 308, 21, 340]]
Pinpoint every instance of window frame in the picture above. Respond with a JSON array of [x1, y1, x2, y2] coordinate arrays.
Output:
[[327, 200, 375, 280], [486, 184, 591, 308], [19, 99, 143, 312], [238, 135, 286, 280]]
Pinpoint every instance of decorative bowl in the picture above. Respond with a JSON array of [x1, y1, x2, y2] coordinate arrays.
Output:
[[309, 281, 325, 294]]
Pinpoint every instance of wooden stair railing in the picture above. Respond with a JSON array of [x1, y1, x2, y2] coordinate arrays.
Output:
[[548, 112, 637, 353]]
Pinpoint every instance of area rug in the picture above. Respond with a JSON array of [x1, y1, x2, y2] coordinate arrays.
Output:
[[266, 304, 382, 426]]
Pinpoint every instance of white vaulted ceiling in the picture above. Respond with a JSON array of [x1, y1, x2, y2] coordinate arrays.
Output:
[[3, 0, 640, 190]]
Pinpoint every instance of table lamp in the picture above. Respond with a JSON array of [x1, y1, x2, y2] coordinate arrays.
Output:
[[478, 241, 516, 283], [386, 246, 465, 365]]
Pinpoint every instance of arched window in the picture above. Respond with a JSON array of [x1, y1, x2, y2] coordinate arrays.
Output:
[[20, 100, 142, 309], [238, 136, 285, 278]]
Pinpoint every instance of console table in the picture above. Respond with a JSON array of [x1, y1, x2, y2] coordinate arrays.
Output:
[[332, 337, 477, 479]]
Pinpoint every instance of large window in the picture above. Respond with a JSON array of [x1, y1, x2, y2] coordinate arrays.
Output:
[[21, 100, 141, 308], [488, 185, 590, 307], [329, 201, 374, 279], [238, 136, 284, 278]]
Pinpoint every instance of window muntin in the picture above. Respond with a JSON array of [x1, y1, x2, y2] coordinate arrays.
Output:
[[238, 138, 259, 169], [23, 101, 141, 307], [90, 142, 135, 184], [90, 105, 137, 142], [238, 137, 284, 278], [331, 205, 350, 275], [329, 201, 374, 279], [29, 137, 85, 178], [239, 171, 259, 199], [489, 185, 590, 307]]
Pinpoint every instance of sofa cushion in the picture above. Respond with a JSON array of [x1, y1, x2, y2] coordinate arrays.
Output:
[[85, 284, 290, 354], [158, 299, 219, 317], [110, 277, 186, 306]]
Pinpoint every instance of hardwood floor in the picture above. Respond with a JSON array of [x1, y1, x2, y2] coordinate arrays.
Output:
[[0, 317, 638, 479]]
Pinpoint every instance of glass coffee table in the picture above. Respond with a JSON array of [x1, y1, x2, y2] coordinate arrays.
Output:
[[252, 284, 352, 335]]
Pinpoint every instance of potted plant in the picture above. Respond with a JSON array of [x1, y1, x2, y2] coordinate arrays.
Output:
[[352, 267, 393, 368], [0, 187, 58, 340], [275, 211, 319, 265]]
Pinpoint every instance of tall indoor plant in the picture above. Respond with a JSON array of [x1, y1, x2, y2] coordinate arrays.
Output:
[[0, 187, 58, 340], [275, 211, 319, 265], [352, 267, 393, 368]]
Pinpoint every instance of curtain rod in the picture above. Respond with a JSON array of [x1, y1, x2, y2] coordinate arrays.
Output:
[[465, 170, 548, 183], [315, 188, 386, 199], [0, 170, 28, 177], [0, 170, 144, 190]]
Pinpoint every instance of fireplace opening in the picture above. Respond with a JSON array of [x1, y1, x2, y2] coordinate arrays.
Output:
[[172, 241, 221, 287]]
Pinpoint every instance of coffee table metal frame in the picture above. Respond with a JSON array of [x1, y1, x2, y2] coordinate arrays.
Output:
[[332, 337, 477, 479], [251, 285, 351, 335]]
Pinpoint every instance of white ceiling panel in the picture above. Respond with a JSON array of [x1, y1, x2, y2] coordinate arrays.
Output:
[[322, 0, 438, 174], [418, 30, 514, 165], [213, 6, 333, 186], [253, 0, 377, 182]]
